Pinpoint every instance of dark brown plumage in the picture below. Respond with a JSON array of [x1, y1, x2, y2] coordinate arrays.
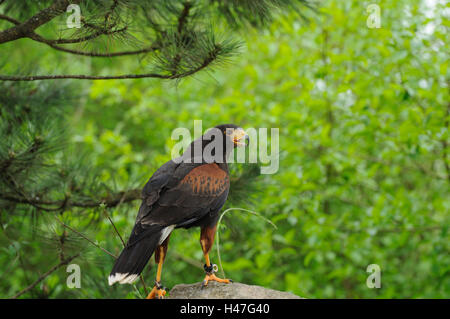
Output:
[[109, 124, 248, 298]]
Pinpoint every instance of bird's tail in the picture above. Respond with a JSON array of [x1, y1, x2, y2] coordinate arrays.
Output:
[[108, 225, 163, 285]]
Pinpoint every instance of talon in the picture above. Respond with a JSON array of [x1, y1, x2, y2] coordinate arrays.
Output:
[[146, 283, 166, 299], [202, 273, 232, 287], [157, 291, 166, 299]]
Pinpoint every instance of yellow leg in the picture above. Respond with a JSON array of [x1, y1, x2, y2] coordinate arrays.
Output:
[[146, 246, 167, 299], [202, 240, 211, 267], [201, 239, 232, 288], [156, 250, 164, 282]]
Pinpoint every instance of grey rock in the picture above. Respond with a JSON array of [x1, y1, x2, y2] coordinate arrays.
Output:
[[168, 281, 303, 299]]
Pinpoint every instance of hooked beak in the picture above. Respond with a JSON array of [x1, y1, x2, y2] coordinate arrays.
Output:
[[231, 128, 249, 147]]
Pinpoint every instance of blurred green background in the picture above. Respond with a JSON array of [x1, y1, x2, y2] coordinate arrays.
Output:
[[1, 0, 449, 298]]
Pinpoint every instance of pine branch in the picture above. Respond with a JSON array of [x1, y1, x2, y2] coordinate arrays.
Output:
[[212, 0, 312, 27], [0, 189, 142, 211], [0, 72, 183, 81], [0, 0, 80, 44], [54, 217, 117, 258], [0, 0, 312, 81], [0, 45, 221, 81], [10, 253, 80, 299], [0, 14, 20, 25], [104, 0, 120, 26], [35, 26, 132, 46], [178, 1, 193, 33], [28, 31, 159, 57], [0, 14, 157, 56]]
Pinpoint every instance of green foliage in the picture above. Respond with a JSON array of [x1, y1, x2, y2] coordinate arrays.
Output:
[[0, 0, 449, 299]]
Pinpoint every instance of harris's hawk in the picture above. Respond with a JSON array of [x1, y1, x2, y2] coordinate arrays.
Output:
[[108, 124, 249, 298]]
